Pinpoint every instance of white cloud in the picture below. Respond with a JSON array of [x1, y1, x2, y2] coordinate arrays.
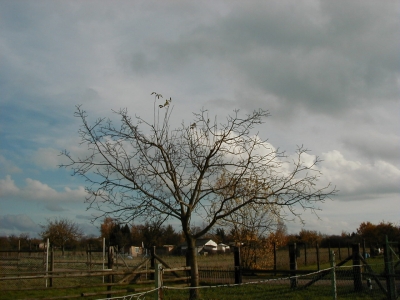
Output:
[[0, 175, 86, 203], [31, 147, 66, 170], [0, 155, 22, 174], [321, 150, 400, 198], [0, 175, 19, 196]]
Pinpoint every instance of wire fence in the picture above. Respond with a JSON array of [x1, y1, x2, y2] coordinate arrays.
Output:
[[94, 264, 398, 300], [0, 249, 106, 289], [0, 250, 46, 272], [0, 250, 48, 289], [1, 246, 398, 299]]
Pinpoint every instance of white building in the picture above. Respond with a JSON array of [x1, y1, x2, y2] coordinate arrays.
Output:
[[180, 239, 218, 255]]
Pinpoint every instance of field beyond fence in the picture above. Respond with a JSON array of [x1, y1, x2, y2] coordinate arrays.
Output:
[[0, 242, 399, 300]]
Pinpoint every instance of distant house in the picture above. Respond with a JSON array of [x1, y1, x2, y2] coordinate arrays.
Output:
[[180, 239, 218, 255], [128, 245, 144, 257], [162, 245, 175, 255]]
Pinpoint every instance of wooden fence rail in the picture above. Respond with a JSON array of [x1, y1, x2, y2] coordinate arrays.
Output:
[[0, 266, 190, 283], [0, 266, 190, 299]]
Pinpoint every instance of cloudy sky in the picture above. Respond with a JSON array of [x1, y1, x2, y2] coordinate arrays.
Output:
[[1, 1, 399, 239]]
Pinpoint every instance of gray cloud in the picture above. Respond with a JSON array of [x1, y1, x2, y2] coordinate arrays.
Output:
[[0, 214, 40, 232], [76, 214, 93, 221], [0, 0, 399, 237], [129, 1, 399, 118], [342, 132, 400, 165], [45, 203, 67, 212]]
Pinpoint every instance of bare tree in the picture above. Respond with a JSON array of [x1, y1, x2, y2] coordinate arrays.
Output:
[[62, 93, 335, 298], [40, 218, 83, 255]]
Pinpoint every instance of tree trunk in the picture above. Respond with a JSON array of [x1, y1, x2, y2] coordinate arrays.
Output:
[[187, 237, 199, 299]]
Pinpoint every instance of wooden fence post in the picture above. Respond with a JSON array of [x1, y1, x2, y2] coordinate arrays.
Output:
[[87, 244, 92, 271], [352, 243, 362, 292], [151, 246, 156, 280], [155, 264, 163, 300], [234, 246, 242, 284], [45, 238, 49, 288], [107, 246, 114, 298], [289, 243, 297, 289], [273, 242, 277, 276], [330, 250, 337, 300], [115, 245, 119, 270], [49, 247, 54, 287], [102, 238, 105, 283], [316, 243, 320, 271], [384, 236, 397, 300]]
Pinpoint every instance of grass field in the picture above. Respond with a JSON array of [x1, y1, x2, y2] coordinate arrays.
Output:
[[0, 283, 383, 300], [161, 285, 382, 300]]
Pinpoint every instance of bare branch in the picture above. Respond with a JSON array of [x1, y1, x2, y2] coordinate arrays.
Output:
[[61, 94, 336, 294]]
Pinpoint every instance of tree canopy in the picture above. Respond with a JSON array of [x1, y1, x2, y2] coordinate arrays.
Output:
[[40, 218, 83, 255], [357, 221, 400, 245]]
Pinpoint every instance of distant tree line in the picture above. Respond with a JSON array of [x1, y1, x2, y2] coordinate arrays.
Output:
[[286, 221, 400, 248], [0, 234, 42, 251], [1, 220, 398, 253]]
